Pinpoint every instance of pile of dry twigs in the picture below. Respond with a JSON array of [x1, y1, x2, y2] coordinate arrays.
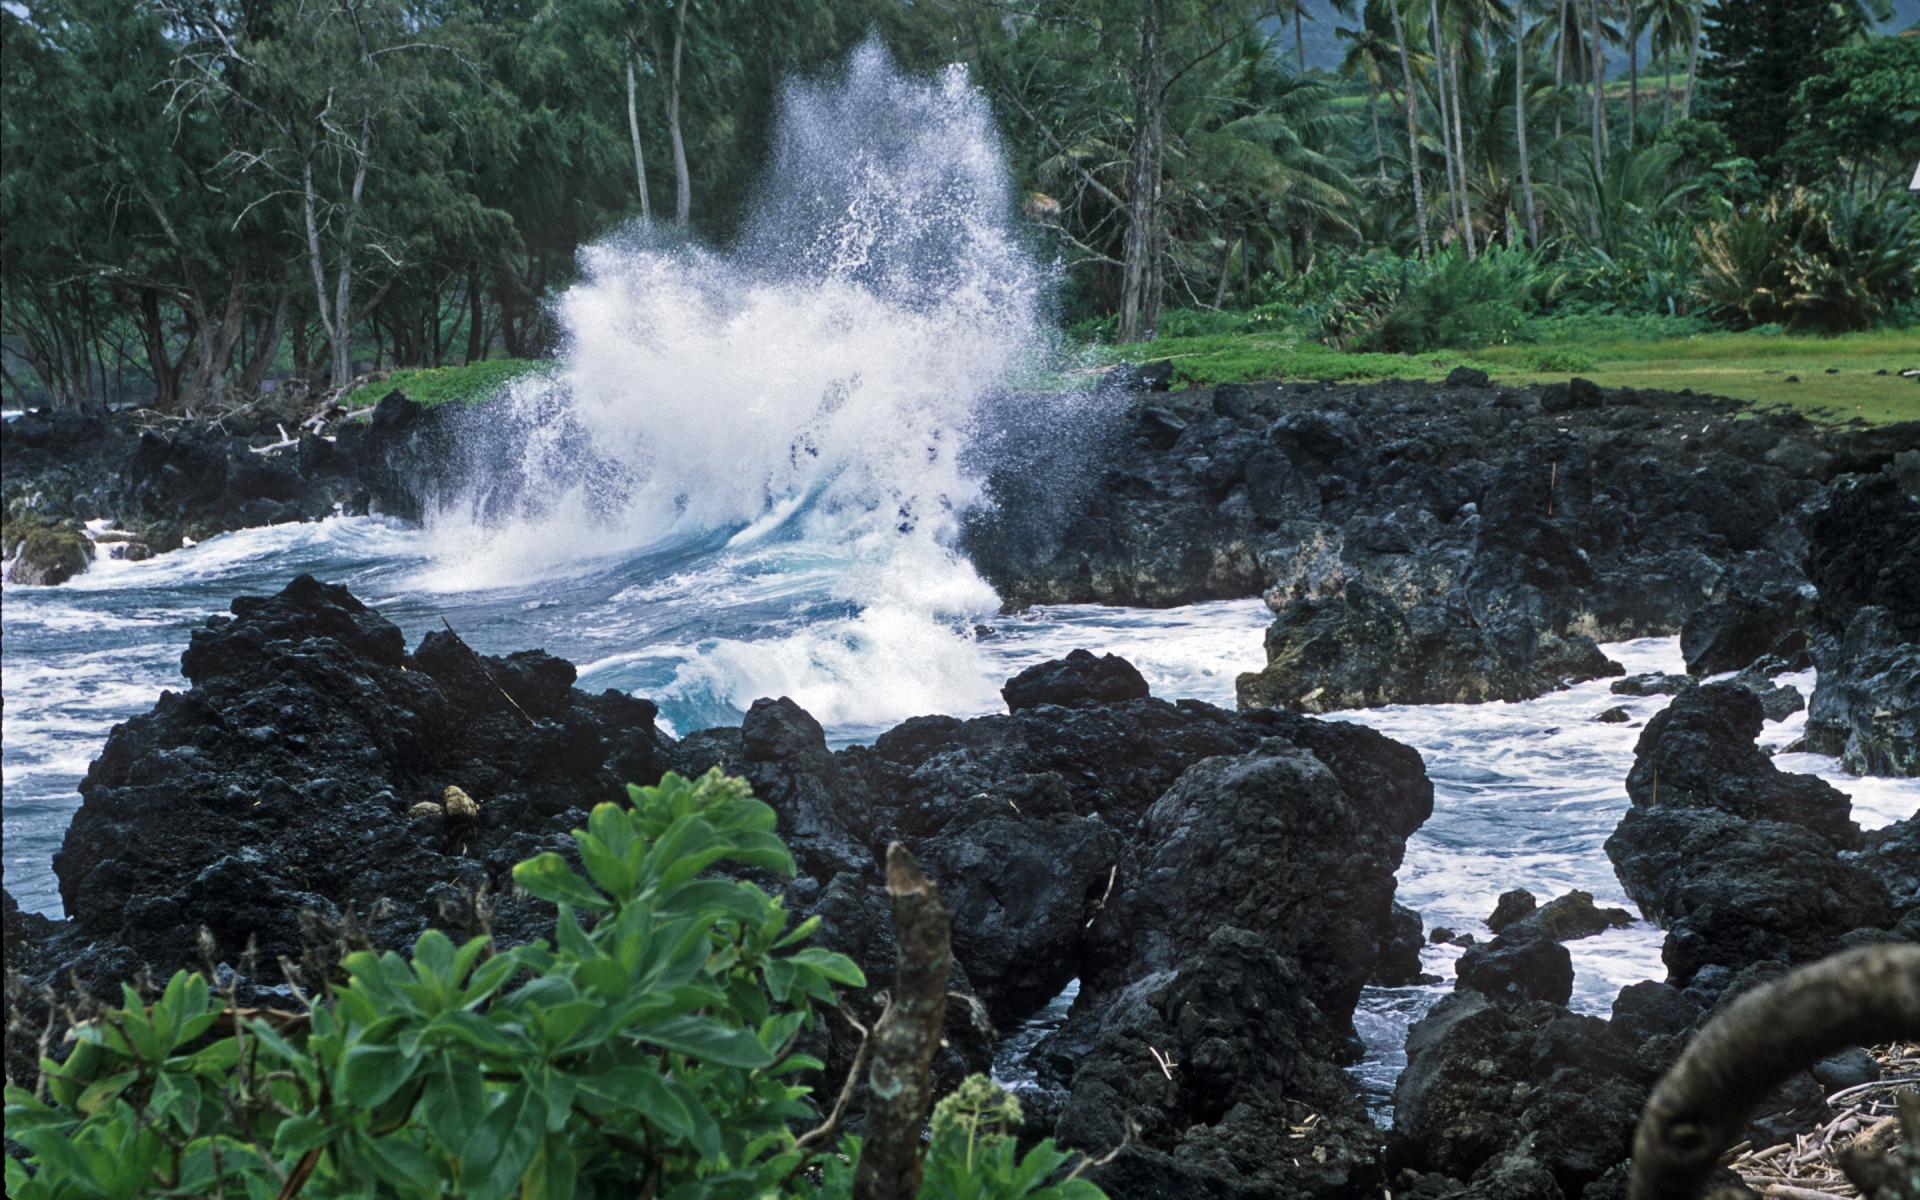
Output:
[[1722, 1042, 1918, 1199]]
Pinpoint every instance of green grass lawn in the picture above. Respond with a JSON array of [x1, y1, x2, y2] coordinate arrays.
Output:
[[340, 358, 543, 411], [1092, 327, 1920, 425]]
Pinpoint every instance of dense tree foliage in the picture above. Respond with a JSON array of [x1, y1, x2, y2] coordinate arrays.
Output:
[[3, 0, 1914, 410]]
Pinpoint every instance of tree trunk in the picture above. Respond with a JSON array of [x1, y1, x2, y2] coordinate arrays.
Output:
[[626, 52, 651, 219], [1392, 1, 1433, 258], [1429, 0, 1463, 248], [1553, 0, 1569, 191], [1213, 235, 1239, 309], [1628, 13, 1639, 146], [1449, 47, 1476, 257], [1295, 3, 1307, 74], [1517, 0, 1540, 246], [238, 289, 289, 397], [1589, 0, 1607, 171], [1369, 73, 1387, 179], [1681, 23, 1697, 120], [1118, 0, 1165, 342], [1662, 39, 1673, 127], [138, 287, 183, 410], [332, 116, 372, 391], [1589, 0, 1605, 182], [466, 269, 486, 365], [669, 0, 691, 226], [851, 846, 952, 1200]]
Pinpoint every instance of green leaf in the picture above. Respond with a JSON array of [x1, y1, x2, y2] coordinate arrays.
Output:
[[419, 1009, 531, 1058], [575, 829, 637, 899], [413, 928, 457, 986], [658, 878, 774, 924], [73, 1070, 137, 1116], [728, 830, 797, 876], [338, 1042, 417, 1108], [450, 935, 493, 989], [363, 1130, 441, 1192], [461, 1086, 548, 1200], [638, 1015, 776, 1068], [785, 947, 866, 988], [533, 999, 601, 1052], [461, 952, 521, 1008], [512, 853, 608, 910], [272, 1114, 333, 1158], [773, 914, 822, 949], [520, 1135, 579, 1200], [575, 1064, 694, 1142], [419, 1054, 487, 1156]]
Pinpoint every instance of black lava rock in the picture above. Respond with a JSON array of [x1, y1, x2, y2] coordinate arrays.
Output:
[[1001, 648, 1152, 712]]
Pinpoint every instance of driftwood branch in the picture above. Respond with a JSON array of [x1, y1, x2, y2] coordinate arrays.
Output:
[[785, 1005, 872, 1179], [852, 843, 952, 1200], [1628, 943, 1920, 1200]]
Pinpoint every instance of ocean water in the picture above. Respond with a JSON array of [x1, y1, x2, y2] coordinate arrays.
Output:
[[5, 41, 1914, 1115]]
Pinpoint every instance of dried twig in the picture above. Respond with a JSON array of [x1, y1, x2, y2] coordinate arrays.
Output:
[[1630, 945, 1920, 1200], [783, 1005, 873, 1181]]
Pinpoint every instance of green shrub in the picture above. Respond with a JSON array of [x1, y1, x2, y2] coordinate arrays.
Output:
[[1527, 348, 1598, 373], [341, 359, 542, 411], [1251, 247, 1556, 354], [1694, 191, 1920, 332], [4, 771, 1106, 1200], [1357, 247, 1545, 352]]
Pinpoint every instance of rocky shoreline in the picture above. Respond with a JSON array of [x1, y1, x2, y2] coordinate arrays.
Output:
[[4, 373, 1917, 1196], [6, 575, 1433, 1194], [6, 571, 1914, 1197], [963, 371, 1919, 773], [0, 392, 465, 584]]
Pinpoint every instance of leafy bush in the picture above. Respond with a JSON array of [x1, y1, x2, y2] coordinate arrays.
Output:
[[1694, 191, 1920, 331], [1250, 247, 1558, 354], [1356, 247, 1551, 352], [341, 359, 541, 411], [1526, 348, 1598, 373], [4, 771, 1106, 1200]]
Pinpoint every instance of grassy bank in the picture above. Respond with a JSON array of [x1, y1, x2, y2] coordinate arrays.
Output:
[[340, 358, 542, 411], [1093, 326, 1920, 425]]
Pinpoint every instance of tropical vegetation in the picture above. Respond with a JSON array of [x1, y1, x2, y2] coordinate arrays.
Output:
[[3, 0, 1916, 412]]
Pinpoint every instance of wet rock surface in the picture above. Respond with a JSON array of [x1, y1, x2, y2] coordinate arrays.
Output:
[[1606, 684, 1899, 987], [1000, 648, 1150, 711], [0, 391, 469, 580], [3, 577, 1437, 1198], [1799, 463, 1920, 776], [964, 376, 1920, 717]]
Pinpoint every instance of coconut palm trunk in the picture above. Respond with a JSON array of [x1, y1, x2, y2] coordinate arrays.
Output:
[[1392, 0, 1433, 257], [1428, 0, 1466, 248], [1450, 48, 1476, 256], [1553, 0, 1569, 190], [1681, 10, 1698, 119], [1628, 4, 1639, 145], [1588, 0, 1605, 183], [1517, 0, 1540, 245]]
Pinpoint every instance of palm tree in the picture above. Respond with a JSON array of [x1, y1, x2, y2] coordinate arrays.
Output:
[[1388, 0, 1433, 256], [1427, 0, 1474, 254], [1336, 1, 1400, 179], [1626, 0, 1640, 145], [1587, 0, 1606, 179], [1636, 0, 1696, 127], [1172, 56, 1360, 287], [1515, 0, 1539, 243]]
